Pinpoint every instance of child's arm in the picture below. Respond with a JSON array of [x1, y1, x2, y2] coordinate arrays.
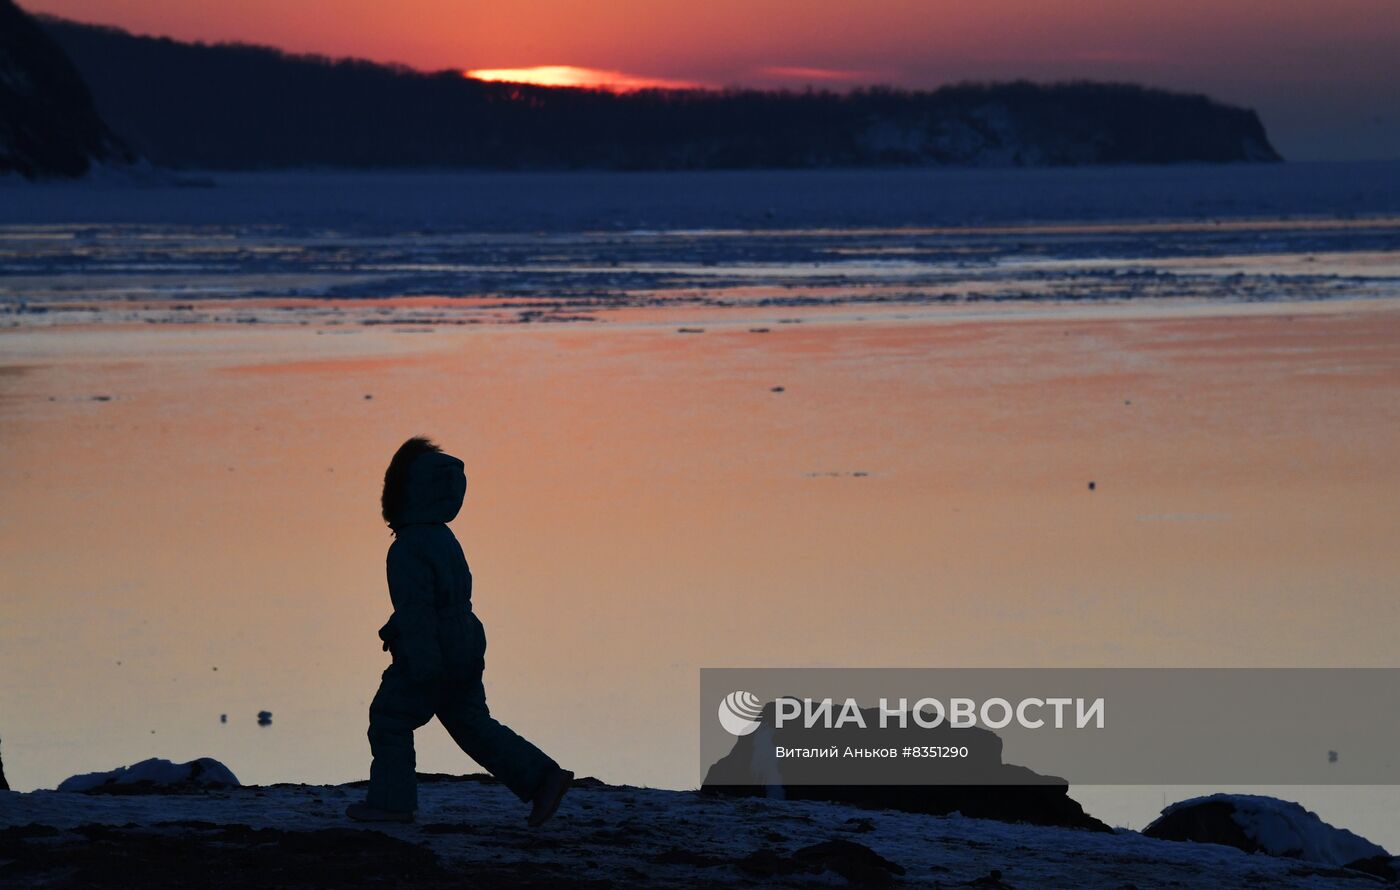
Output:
[[385, 539, 445, 683]]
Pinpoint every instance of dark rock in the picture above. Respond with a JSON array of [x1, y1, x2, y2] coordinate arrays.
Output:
[[344, 770, 605, 790], [0, 823, 457, 888], [794, 838, 906, 885], [1144, 799, 1257, 851], [152, 820, 224, 831], [582, 827, 638, 846], [0, 0, 134, 178], [736, 846, 799, 878], [703, 701, 1110, 832], [59, 757, 240, 794], [256, 710, 272, 726], [1144, 794, 1394, 879], [737, 838, 905, 886], [419, 822, 479, 835], [648, 848, 725, 868], [0, 734, 7, 791], [0, 824, 60, 839], [1346, 856, 1400, 882], [966, 868, 1015, 888]]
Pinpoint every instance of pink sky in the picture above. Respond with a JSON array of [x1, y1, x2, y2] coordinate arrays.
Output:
[[21, 0, 1400, 159]]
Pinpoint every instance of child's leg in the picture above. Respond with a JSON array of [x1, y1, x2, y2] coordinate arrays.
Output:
[[435, 667, 559, 802], [366, 666, 435, 812]]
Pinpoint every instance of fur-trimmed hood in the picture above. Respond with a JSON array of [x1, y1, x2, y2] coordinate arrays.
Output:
[[389, 451, 466, 529]]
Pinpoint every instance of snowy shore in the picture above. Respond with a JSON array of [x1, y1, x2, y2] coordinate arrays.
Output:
[[0, 775, 1388, 888]]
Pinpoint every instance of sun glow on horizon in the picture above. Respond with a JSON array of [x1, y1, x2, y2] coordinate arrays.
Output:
[[463, 65, 702, 92]]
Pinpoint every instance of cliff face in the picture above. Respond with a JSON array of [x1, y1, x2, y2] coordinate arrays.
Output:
[[853, 83, 1280, 166], [0, 0, 133, 178], [40, 15, 1280, 171]]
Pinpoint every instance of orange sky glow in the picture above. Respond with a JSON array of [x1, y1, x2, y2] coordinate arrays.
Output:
[[17, 0, 1400, 159]]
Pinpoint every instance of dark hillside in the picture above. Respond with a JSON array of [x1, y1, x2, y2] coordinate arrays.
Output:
[[39, 15, 1280, 171], [0, 0, 132, 178]]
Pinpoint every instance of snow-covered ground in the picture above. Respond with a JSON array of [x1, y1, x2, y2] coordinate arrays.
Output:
[[0, 777, 1388, 888]]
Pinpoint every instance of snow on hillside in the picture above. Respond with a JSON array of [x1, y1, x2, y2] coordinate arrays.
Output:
[[0, 776, 1386, 887]]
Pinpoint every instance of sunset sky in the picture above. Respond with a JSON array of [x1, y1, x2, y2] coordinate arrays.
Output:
[[21, 0, 1400, 160]]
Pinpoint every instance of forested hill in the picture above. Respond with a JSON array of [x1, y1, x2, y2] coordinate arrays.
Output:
[[39, 14, 1281, 171], [0, 0, 132, 178]]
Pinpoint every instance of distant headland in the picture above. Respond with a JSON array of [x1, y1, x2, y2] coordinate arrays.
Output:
[[4, 0, 1282, 178]]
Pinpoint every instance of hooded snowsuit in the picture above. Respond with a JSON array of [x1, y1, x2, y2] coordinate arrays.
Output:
[[366, 450, 558, 813]]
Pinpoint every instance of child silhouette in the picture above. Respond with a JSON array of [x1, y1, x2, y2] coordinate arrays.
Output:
[[347, 437, 572, 826]]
